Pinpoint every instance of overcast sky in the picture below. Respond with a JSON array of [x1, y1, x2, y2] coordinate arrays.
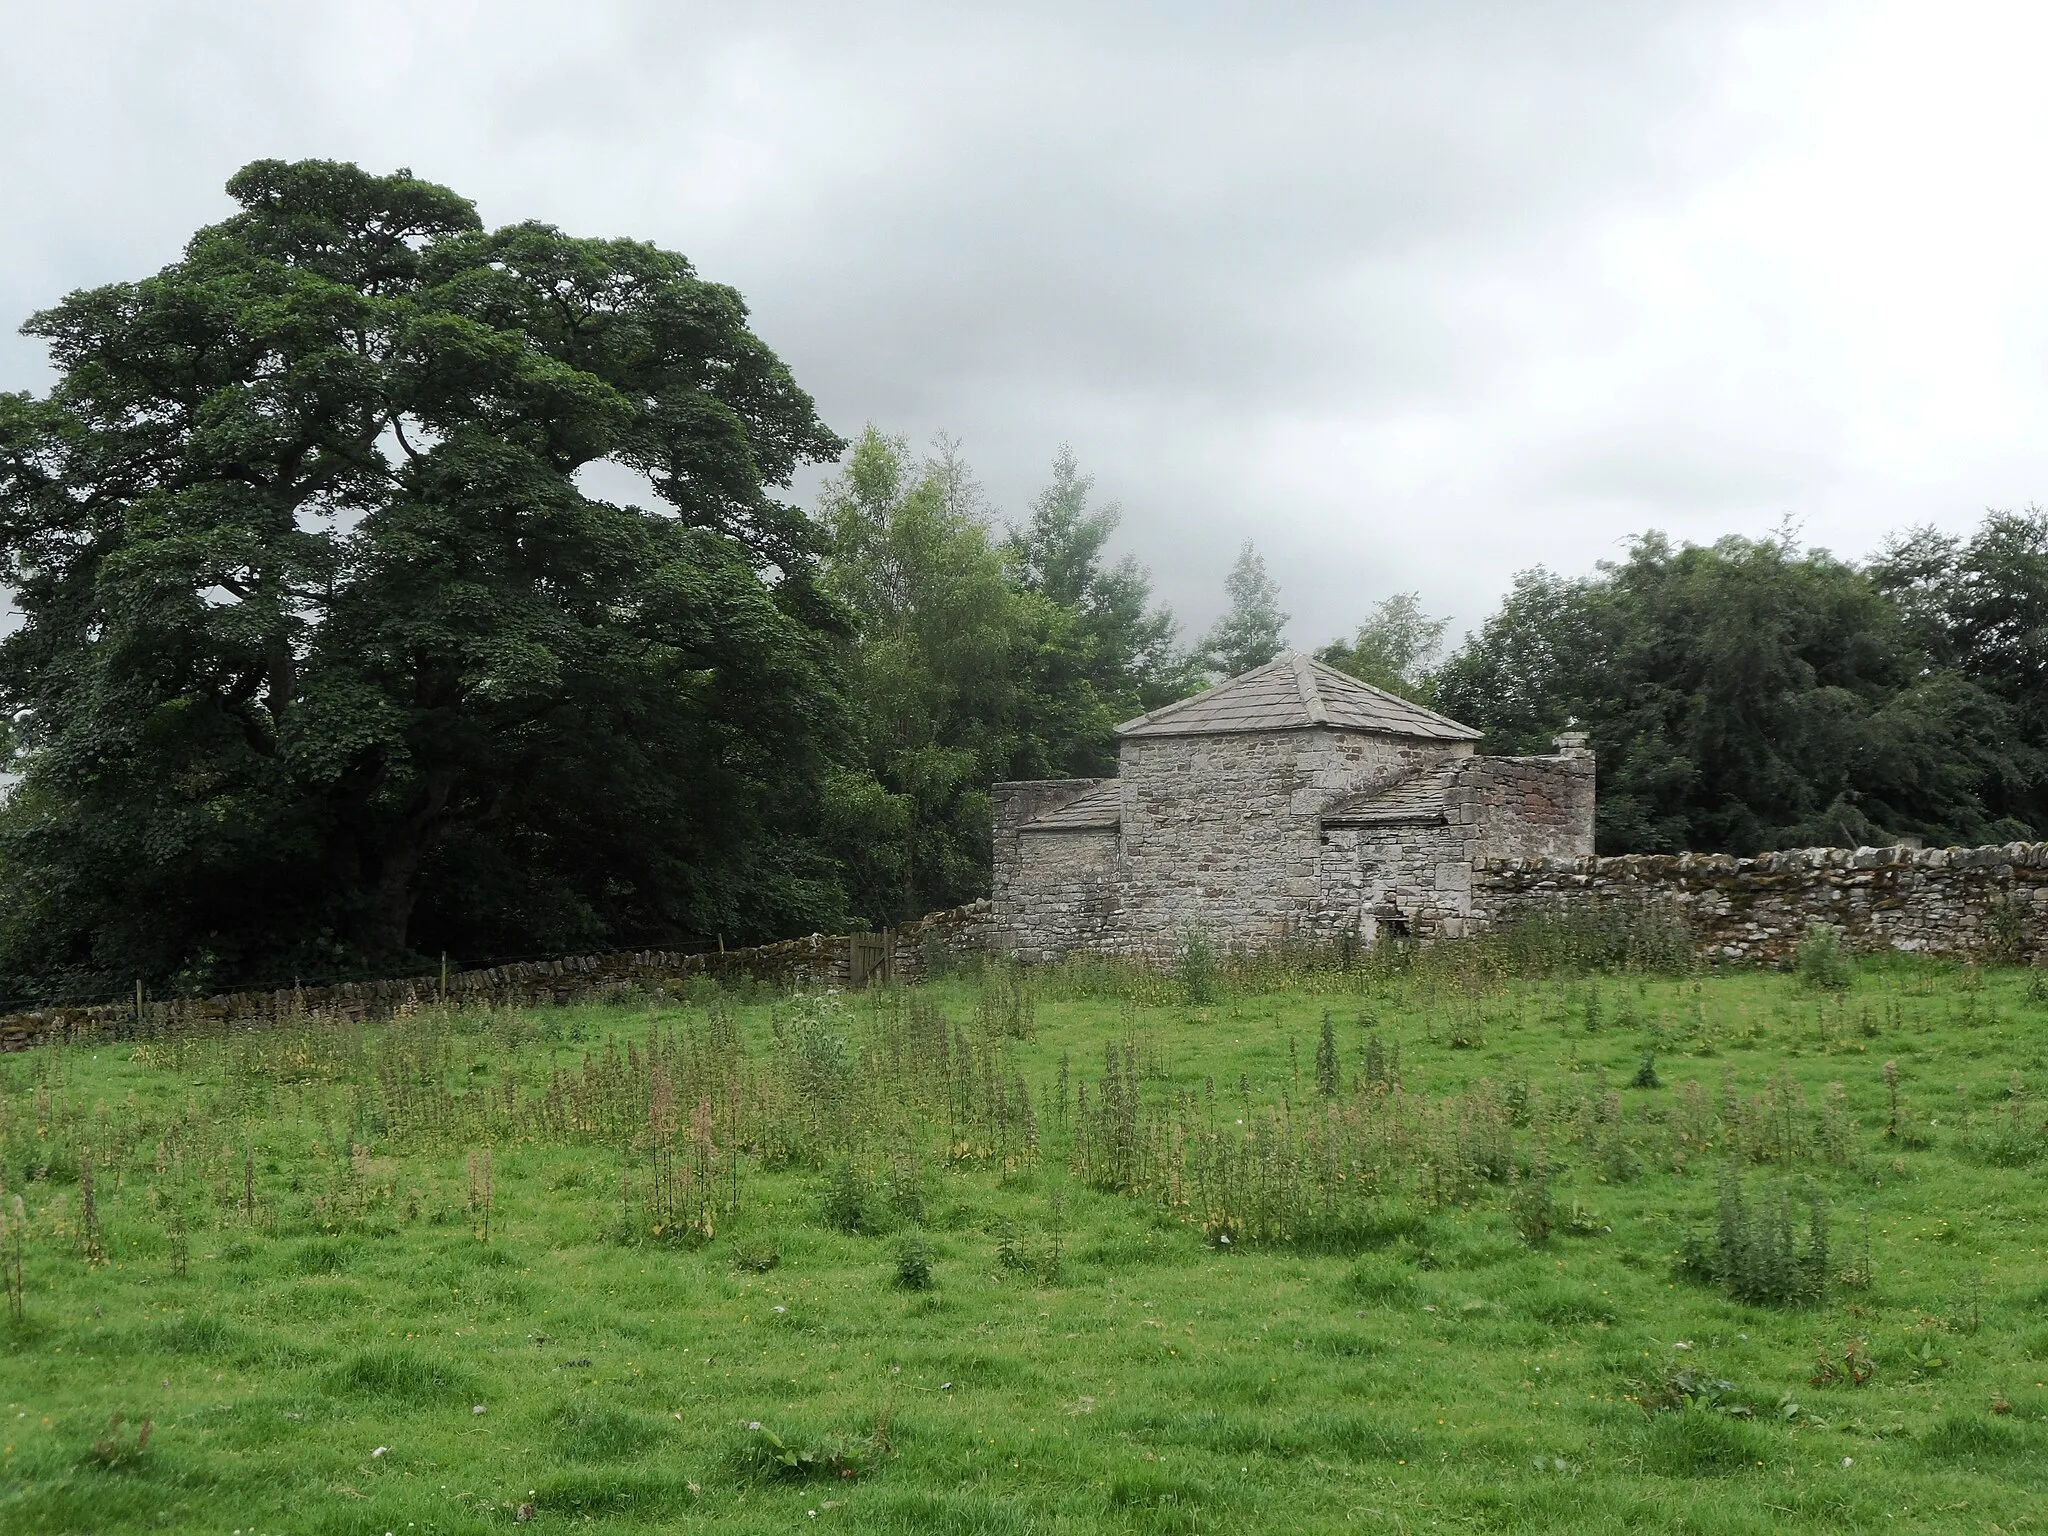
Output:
[[4, 1, 2046, 648]]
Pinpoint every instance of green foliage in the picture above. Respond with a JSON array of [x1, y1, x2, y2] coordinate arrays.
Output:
[[0, 158, 848, 994], [331, 1345, 483, 1405], [1873, 508, 2048, 837], [86, 1411, 153, 1469], [1436, 529, 2033, 854], [1636, 1402, 1771, 1476], [1313, 1013, 1340, 1097], [816, 433, 1185, 924], [1196, 540, 1288, 678], [1796, 922, 1856, 991], [731, 1420, 877, 1483], [1004, 445, 1196, 723], [1487, 900, 1694, 976], [549, 1401, 666, 1461], [1510, 1157, 1555, 1247], [822, 1158, 875, 1236], [1315, 592, 1449, 702], [976, 963, 1036, 1040], [1679, 1171, 1830, 1307], [894, 1237, 933, 1290], [6, 961, 2048, 1530], [1174, 927, 1217, 1005]]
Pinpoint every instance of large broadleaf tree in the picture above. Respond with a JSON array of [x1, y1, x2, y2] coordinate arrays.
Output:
[[0, 160, 847, 996]]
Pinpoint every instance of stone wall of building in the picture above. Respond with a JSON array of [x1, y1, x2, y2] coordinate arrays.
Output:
[[1001, 828, 1121, 961], [1332, 822, 1473, 941], [1477, 843, 2048, 965], [989, 778, 1113, 958], [1461, 752, 1596, 864], [1309, 753, 1596, 945], [1113, 729, 1471, 957]]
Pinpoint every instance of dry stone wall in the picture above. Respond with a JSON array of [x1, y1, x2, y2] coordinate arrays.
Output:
[[0, 900, 994, 1052], [1478, 843, 2048, 965]]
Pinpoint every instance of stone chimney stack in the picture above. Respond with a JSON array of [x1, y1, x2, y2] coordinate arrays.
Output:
[[1553, 730, 1592, 758]]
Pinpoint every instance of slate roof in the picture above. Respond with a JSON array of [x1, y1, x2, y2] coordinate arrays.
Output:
[[1116, 653, 1482, 741], [1021, 781, 1122, 831], [1321, 764, 1459, 827]]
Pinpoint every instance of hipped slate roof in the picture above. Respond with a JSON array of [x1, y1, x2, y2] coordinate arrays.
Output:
[[1115, 653, 1482, 742], [1020, 780, 1121, 831], [1321, 764, 1459, 827]]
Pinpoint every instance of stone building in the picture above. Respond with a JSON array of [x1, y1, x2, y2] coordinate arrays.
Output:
[[991, 653, 1594, 959]]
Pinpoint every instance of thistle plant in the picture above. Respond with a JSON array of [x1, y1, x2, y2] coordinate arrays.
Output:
[[1314, 1014, 1340, 1098]]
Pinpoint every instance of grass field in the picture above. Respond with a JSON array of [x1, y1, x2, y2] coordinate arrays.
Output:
[[3, 939, 2047, 1534]]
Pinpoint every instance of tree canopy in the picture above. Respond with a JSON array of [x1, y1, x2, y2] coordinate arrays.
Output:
[[1315, 592, 1448, 701], [0, 159, 848, 996], [815, 431, 1184, 926], [1197, 540, 1288, 678], [1434, 530, 2029, 855], [3, 158, 2046, 999]]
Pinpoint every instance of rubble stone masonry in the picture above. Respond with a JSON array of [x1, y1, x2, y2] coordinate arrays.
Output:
[[1478, 842, 2048, 965]]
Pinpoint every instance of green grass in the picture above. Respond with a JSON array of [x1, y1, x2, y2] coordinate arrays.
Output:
[[2, 954, 2046, 1533]]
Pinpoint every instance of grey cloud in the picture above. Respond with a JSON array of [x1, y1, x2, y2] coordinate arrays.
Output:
[[2, 0, 2034, 649]]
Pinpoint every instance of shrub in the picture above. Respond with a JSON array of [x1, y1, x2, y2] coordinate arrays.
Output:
[[1795, 922, 1854, 990], [894, 1237, 933, 1291], [1678, 1170, 1828, 1307], [822, 1160, 876, 1235], [1630, 1365, 1755, 1419], [977, 964, 1036, 1040], [1489, 899, 1694, 977], [1314, 1014, 1340, 1098], [730, 1240, 780, 1273], [1175, 927, 1218, 1005], [1510, 1161, 1555, 1248], [1985, 898, 2028, 967]]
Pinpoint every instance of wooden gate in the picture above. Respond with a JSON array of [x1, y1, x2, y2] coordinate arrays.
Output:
[[848, 931, 892, 989]]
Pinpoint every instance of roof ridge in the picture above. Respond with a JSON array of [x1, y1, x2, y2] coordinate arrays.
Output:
[[1289, 651, 1329, 725]]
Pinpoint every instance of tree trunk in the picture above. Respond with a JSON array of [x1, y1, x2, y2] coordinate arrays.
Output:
[[338, 769, 454, 964], [354, 844, 423, 964]]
